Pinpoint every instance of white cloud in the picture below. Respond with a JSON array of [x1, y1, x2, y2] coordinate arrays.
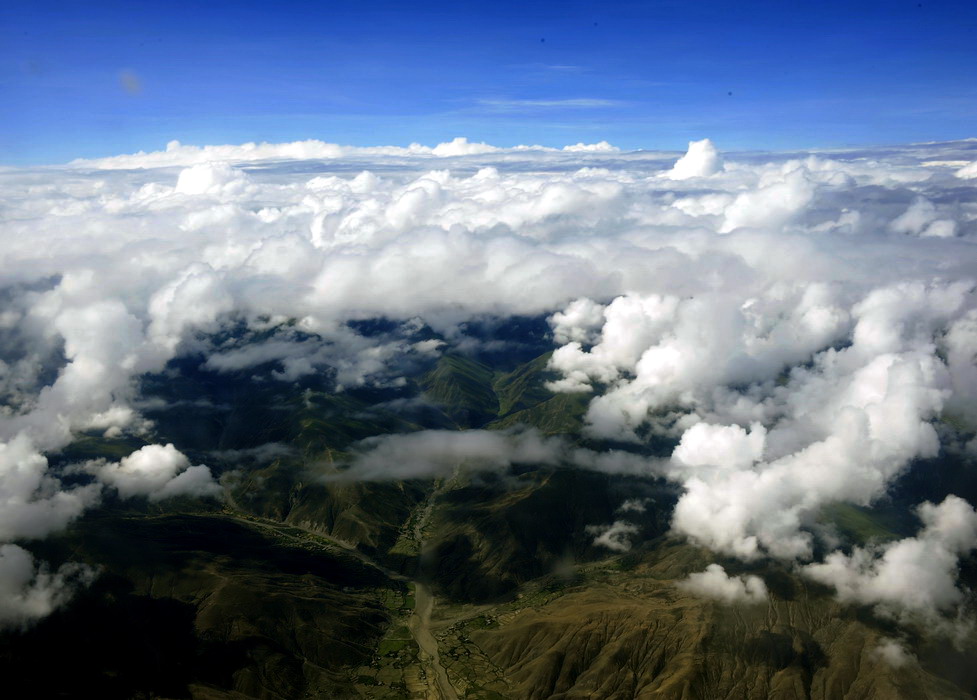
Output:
[[175, 162, 251, 196], [2, 135, 977, 629], [341, 428, 563, 481], [889, 197, 956, 238], [549, 297, 607, 345], [870, 638, 915, 668], [340, 427, 663, 482], [547, 278, 975, 563], [803, 496, 977, 627], [0, 435, 100, 631], [199, 321, 435, 387], [0, 544, 97, 630], [667, 138, 723, 180], [477, 98, 621, 111], [586, 520, 639, 552], [955, 161, 977, 179], [617, 498, 648, 513], [92, 443, 220, 501], [677, 563, 768, 604], [720, 167, 814, 232], [430, 137, 500, 157], [0, 435, 100, 542], [562, 141, 619, 153], [70, 137, 630, 169], [672, 422, 766, 471]]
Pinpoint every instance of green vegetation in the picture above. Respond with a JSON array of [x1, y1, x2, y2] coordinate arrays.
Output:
[[59, 433, 149, 461], [420, 353, 500, 427], [488, 392, 589, 435], [377, 639, 410, 656], [819, 502, 905, 545], [418, 350, 589, 436], [492, 352, 555, 416]]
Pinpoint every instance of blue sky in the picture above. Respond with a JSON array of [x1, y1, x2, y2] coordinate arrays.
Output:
[[2, 0, 976, 163]]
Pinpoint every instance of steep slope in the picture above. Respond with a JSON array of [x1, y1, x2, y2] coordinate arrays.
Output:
[[229, 458, 427, 557], [424, 469, 674, 602], [433, 542, 974, 699], [0, 510, 402, 699], [420, 353, 500, 428], [488, 393, 589, 435], [418, 350, 589, 435], [493, 353, 557, 417]]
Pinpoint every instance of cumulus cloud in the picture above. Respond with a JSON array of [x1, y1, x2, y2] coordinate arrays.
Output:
[[0, 431, 98, 629], [0, 544, 98, 630], [889, 197, 957, 238], [677, 563, 768, 604], [548, 279, 977, 562], [671, 422, 766, 471], [562, 141, 619, 153], [3, 135, 977, 629], [430, 137, 500, 156], [549, 297, 606, 345], [0, 435, 100, 542], [667, 138, 723, 179], [92, 443, 220, 501], [175, 162, 251, 196], [956, 161, 977, 179], [802, 496, 977, 627], [720, 166, 814, 232]]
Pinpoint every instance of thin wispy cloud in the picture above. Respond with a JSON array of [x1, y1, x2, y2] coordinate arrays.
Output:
[[476, 97, 624, 112], [505, 62, 589, 74], [539, 64, 586, 73]]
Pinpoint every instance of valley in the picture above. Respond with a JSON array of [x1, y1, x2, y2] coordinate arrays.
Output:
[[2, 331, 975, 698]]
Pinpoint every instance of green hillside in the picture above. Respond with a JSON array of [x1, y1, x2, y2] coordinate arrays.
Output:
[[420, 353, 500, 427]]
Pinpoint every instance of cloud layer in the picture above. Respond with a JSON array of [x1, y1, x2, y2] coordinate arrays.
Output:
[[1, 136, 976, 627]]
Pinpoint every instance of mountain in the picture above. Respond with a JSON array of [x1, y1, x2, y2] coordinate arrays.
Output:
[[4, 333, 976, 699]]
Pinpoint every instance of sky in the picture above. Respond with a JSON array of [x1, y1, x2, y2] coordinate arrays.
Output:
[[2, 0, 977, 164]]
